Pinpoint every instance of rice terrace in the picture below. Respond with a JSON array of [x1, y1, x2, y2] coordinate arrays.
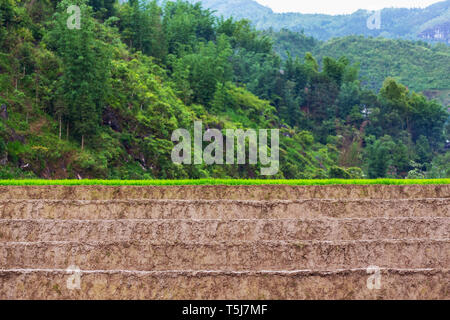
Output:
[[1, 0, 450, 305], [0, 179, 448, 299]]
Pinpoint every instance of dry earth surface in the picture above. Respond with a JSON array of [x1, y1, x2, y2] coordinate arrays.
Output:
[[0, 185, 448, 299]]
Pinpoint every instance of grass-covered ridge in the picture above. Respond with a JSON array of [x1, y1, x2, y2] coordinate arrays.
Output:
[[0, 179, 448, 186]]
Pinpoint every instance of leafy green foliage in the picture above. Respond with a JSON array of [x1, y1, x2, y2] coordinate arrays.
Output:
[[46, 0, 111, 147], [314, 36, 450, 93], [0, 0, 448, 180]]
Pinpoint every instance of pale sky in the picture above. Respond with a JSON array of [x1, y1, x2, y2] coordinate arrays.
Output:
[[255, 0, 445, 14]]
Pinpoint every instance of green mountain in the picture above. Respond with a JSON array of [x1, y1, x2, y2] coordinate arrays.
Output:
[[314, 36, 450, 101], [264, 30, 450, 104], [192, 0, 450, 42]]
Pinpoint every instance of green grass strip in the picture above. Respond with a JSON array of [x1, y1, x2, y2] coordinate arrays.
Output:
[[0, 179, 448, 186]]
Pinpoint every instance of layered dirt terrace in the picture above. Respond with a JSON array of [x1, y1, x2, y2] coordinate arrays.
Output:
[[0, 184, 448, 299]]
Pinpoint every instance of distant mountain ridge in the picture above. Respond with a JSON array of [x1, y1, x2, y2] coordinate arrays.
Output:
[[266, 29, 450, 104], [419, 21, 450, 41], [189, 0, 450, 42]]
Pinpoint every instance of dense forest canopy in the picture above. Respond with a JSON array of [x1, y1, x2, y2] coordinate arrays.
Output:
[[268, 30, 450, 101], [0, 0, 448, 179]]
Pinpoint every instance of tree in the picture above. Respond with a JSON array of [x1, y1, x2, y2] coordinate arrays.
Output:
[[117, 0, 167, 60], [365, 135, 397, 178], [409, 93, 447, 147], [163, 0, 216, 54], [379, 77, 411, 133], [88, 0, 116, 20], [48, 0, 110, 149], [365, 134, 412, 178], [415, 135, 432, 164], [171, 35, 232, 107], [323, 56, 347, 87]]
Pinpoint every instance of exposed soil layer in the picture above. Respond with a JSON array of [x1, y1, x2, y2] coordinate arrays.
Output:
[[1, 217, 447, 242], [1, 269, 448, 300], [0, 185, 448, 300], [0, 184, 449, 200], [1, 240, 448, 271], [0, 199, 448, 219]]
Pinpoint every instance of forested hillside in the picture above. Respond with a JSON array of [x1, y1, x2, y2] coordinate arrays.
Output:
[[194, 0, 450, 42], [314, 36, 450, 103], [269, 31, 450, 92], [0, 0, 448, 180]]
